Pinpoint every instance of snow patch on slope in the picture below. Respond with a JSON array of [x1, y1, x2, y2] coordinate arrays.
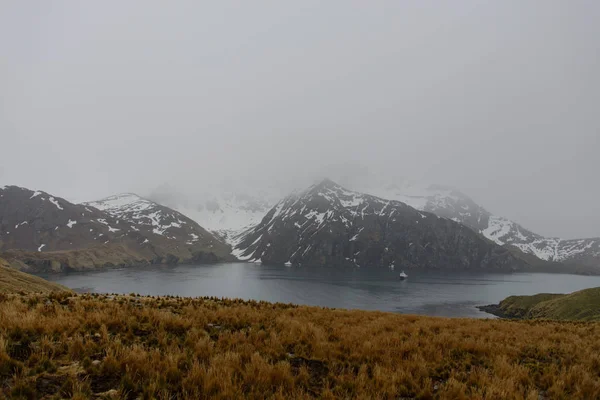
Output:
[[327, 178, 600, 265], [481, 216, 513, 245], [48, 197, 64, 210], [87, 194, 186, 237], [84, 193, 227, 251]]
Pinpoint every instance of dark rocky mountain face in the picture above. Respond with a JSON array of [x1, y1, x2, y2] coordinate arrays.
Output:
[[404, 187, 600, 271], [233, 180, 526, 271], [0, 186, 233, 272], [149, 175, 600, 271], [356, 181, 600, 271], [0, 186, 120, 252]]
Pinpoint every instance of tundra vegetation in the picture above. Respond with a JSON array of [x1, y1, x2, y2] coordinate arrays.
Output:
[[0, 258, 69, 294], [479, 287, 600, 321], [1, 292, 599, 399]]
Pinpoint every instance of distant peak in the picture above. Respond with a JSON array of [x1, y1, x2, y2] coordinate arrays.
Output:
[[97, 193, 143, 202], [314, 178, 341, 189], [0, 185, 35, 192], [115, 193, 144, 199], [0, 186, 51, 199], [298, 179, 358, 201], [84, 193, 151, 211]]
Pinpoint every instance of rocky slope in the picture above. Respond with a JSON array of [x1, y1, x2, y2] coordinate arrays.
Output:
[[355, 182, 600, 270], [0, 185, 127, 253], [84, 193, 230, 254], [233, 180, 526, 271], [153, 177, 600, 270], [0, 186, 233, 271]]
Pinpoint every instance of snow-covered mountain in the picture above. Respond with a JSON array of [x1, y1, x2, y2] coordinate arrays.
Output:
[[86, 193, 209, 241], [83, 193, 232, 260], [0, 186, 233, 271], [232, 179, 525, 271], [146, 176, 600, 270], [0, 185, 130, 252], [355, 182, 600, 268], [147, 185, 286, 239], [172, 193, 274, 236]]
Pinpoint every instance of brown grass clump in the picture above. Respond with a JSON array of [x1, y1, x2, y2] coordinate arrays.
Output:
[[1, 292, 599, 399]]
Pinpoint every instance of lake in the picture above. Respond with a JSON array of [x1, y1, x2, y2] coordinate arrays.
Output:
[[39, 263, 600, 318]]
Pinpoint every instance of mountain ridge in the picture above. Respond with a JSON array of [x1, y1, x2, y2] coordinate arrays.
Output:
[[166, 177, 599, 271], [0, 186, 234, 272], [360, 183, 600, 269], [233, 179, 527, 271]]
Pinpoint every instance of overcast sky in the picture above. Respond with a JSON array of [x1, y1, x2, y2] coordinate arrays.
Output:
[[1, 1, 599, 239]]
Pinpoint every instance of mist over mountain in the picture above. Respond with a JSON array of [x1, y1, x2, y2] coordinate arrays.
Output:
[[2, 2, 599, 240], [2, 3, 600, 398], [232, 179, 526, 271], [141, 169, 600, 272]]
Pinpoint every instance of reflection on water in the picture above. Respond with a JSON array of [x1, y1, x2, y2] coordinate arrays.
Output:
[[39, 263, 600, 318]]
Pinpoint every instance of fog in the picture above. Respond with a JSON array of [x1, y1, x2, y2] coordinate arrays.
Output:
[[1, 1, 599, 239]]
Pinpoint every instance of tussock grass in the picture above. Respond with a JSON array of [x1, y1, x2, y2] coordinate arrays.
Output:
[[1, 292, 599, 399]]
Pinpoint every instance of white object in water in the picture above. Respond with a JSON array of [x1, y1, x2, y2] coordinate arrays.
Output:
[[284, 261, 292, 267], [399, 271, 408, 280]]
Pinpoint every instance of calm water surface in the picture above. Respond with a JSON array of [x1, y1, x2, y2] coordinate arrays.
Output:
[[39, 263, 600, 318]]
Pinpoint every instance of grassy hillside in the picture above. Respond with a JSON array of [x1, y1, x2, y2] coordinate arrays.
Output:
[[488, 293, 565, 319], [528, 287, 600, 321], [2, 245, 152, 273], [479, 287, 600, 321], [0, 257, 69, 294], [1, 240, 235, 274], [1, 293, 599, 399]]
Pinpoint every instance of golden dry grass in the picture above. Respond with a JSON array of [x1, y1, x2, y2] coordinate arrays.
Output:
[[0, 259, 70, 294], [1, 292, 599, 399]]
